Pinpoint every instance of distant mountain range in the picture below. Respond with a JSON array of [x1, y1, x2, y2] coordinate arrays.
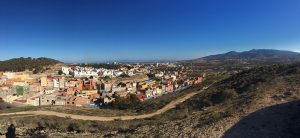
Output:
[[192, 49, 300, 62]]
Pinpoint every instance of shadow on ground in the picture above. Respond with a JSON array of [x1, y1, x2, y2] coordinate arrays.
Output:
[[223, 100, 300, 138]]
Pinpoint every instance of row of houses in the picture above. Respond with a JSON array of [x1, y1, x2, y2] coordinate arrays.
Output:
[[0, 64, 205, 107], [23, 75, 203, 107], [26, 93, 95, 107], [61, 66, 135, 78], [136, 77, 204, 100]]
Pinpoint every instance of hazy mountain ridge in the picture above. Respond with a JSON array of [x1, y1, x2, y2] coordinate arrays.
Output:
[[195, 49, 300, 62]]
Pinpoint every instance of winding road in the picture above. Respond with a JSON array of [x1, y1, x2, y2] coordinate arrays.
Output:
[[0, 84, 213, 121]]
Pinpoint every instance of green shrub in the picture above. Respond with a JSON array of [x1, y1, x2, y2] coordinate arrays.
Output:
[[67, 122, 81, 133], [211, 89, 237, 104], [113, 94, 141, 110]]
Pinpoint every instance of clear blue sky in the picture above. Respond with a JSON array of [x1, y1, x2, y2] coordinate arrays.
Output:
[[0, 0, 300, 63]]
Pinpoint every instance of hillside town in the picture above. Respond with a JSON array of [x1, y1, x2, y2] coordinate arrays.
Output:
[[0, 63, 204, 108]]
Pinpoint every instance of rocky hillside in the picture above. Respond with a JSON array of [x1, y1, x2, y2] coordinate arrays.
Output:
[[116, 63, 300, 137]]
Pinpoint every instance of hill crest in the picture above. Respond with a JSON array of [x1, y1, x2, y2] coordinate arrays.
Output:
[[0, 57, 62, 72]]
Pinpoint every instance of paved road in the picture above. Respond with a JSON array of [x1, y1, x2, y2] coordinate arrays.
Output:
[[0, 83, 213, 121]]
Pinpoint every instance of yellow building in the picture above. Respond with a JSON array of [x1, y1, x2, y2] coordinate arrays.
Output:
[[66, 88, 73, 95], [27, 97, 40, 106], [131, 87, 137, 93], [156, 87, 162, 95], [13, 73, 30, 81], [139, 80, 156, 90], [41, 77, 48, 87], [141, 83, 148, 90], [82, 90, 98, 96]]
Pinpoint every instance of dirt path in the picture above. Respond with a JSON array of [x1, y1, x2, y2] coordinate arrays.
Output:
[[0, 84, 213, 121]]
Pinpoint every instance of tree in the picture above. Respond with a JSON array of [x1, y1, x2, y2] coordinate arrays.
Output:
[[69, 71, 74, 76], [119, 73, 130, 78], [102, 76, 110, 80], [58, 70, 64, 75], [33, 67, 42, 74]]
